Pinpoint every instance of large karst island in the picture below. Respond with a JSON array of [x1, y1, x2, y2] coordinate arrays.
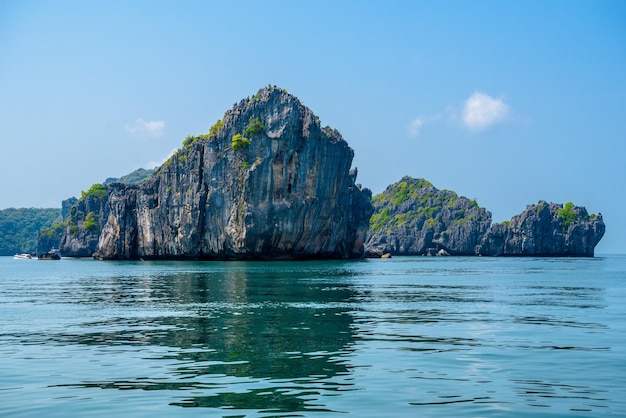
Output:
[[42, 86, 373, 260], [38, 86, 605, 259]]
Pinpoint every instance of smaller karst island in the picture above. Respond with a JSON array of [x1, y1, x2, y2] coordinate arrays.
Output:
[[38, 86, 605, 260]]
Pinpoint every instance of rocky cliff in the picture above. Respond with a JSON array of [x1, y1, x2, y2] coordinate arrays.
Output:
[[37, 187, 110, 257], [365, 177, 493, 256], [84, 86, 372, 260], [476, 201, 605, 257]]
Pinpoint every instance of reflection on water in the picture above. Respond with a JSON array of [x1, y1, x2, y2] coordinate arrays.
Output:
[[0, 256, 625, 416], [43, 265, 360, 413]]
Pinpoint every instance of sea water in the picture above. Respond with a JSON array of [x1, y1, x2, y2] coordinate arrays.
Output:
[[0, 255, 624, 417]]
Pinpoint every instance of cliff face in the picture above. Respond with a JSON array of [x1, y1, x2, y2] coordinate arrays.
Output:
[[476, 201, 605, 257], [365, 177, 492, 256], [92, 86, 373, 260]]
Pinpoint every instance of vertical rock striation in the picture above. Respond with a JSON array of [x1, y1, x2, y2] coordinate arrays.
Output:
[[92, 86, 373, 260]]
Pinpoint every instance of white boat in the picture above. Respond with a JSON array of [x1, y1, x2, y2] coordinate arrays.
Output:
[[14, 253, 33, 259]]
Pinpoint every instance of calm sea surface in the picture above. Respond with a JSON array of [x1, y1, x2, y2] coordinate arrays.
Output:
[[1, 255, 624, 417]]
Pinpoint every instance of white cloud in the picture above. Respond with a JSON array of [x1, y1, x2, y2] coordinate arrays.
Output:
[[125, 118, 165, 137], [462, 92, 509, 131], [409, 117, 424, 137], [145, 148, 177, 169], [409, 114, 441, 138]]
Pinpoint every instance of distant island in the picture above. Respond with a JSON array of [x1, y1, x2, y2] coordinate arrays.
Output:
[[4, 86, 605, 259], [364, 176, 604, 257], [0, 208, 60, 255]]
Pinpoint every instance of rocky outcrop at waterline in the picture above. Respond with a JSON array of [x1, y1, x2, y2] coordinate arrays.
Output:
[[51, 86, 373, 260], [364, 177, 493, 256], [364, 177, 605, 257], [476, 201, 605, 257]]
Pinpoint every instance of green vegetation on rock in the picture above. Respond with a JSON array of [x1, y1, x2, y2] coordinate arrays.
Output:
[[557, 201, 578, 232], [80, 184, 107, 201], [232, 133, 251, 150], [118, 168, 155, 184], [183, 135, 199, 148], [83, 211, 100, 233], [209, 119, 224, 137], [368, 176, 485, 237], [244, 117, 265, 136]]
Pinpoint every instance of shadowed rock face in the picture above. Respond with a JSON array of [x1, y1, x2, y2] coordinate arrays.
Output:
[[91, 86, 373, 260], [476, 201, 605, 257], [365, 177, 493, 256]]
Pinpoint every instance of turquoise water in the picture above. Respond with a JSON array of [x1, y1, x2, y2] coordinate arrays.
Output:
[[0, 255, 624, 417]]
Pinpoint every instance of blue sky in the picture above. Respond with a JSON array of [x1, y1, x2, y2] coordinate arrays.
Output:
[[1, 0, 624, 253]]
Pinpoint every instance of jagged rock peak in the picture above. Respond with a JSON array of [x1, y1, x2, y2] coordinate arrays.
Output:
[[83, 86, 373, 260], [365, 176, 492, 256]]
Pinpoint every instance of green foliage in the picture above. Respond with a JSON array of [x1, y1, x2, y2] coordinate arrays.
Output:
[[390, 181, 410, 205], [232, 133, 251, 150], [80, 183, 107, 201], [557, 202, 578, 232], [244, 117, 265, 136], [242, 161, 250, 170], [369, 207, 391, 234], [0, 208, 61, 255], [368, 176, 486, 236], [116, 168, 155, 184], [43, 221, 66, 239], [83, 211, 99, 233], [183, 135, 199, 148], [384, 177, 435, 206], [590, 213, 597, 219], [208, 119, 224, 137]]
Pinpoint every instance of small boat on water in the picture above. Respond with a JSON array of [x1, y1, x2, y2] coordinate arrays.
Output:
[[38, 248, 61, 260], [14, 253, 33, 259]]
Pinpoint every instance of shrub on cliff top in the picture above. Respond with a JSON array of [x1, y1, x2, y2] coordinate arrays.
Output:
[[558, 202, 577, 232], [80, 184, 107, 201], [183, 135, 199, 148], [209, 119, 224, 137]]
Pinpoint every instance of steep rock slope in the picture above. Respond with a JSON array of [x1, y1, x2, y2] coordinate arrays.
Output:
[[92, 86, 372, 260], [365, 177, 492, 255], [476, 201, 605, 256]]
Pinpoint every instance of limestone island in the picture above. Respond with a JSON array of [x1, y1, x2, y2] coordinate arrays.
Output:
[[364, 176, 605, 257], [38, 88, 605, 259]]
